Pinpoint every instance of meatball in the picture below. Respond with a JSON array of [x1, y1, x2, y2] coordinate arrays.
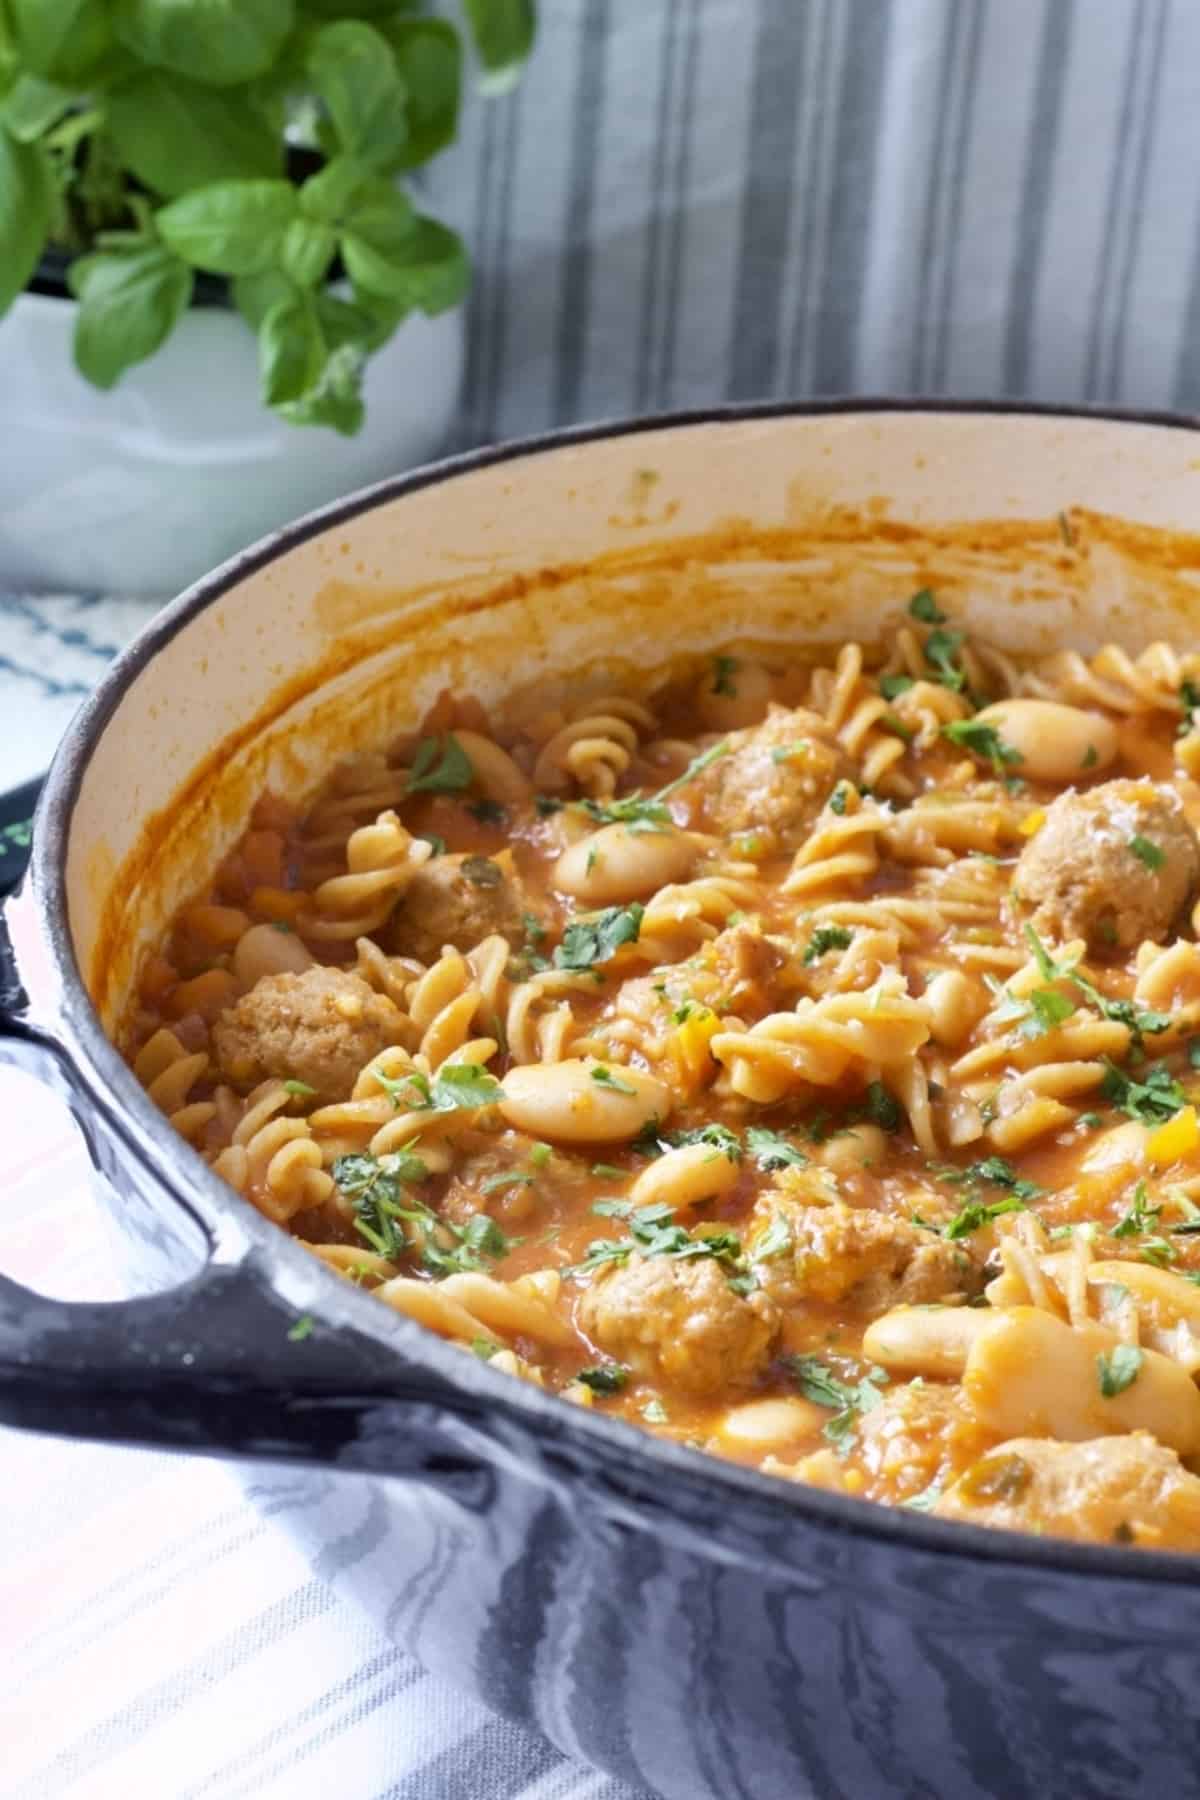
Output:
[[390, 851, 530, 964], [773, 1379, 989, 1504], [577, 1253, 779, 1392], [748, 1190, 976, 1311], [213, 965, 405, 1102], [1015, 779, 1200, 957], [935, 1432, 1200, 1549], [689, 706, 854, 849]]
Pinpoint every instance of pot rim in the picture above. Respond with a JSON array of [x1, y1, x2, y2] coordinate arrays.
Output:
[[27, 393, 1200, 1586]]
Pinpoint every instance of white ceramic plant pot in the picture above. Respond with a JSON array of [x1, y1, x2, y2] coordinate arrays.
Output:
[[0, 290, 465, 596]]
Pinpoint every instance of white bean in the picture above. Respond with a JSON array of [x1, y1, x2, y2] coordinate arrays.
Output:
[[718, 1396, 825, 1448], [922, 969, 988, 1049], [815, 1123, 888, 1175], [233, 922, 315, 987], [695, 658, 773, 731], [629, 1142, 740, 1213], [498, 1058, 671, 1143], [451, 729, 534, 805], [861, 1304, 997, 1378], [971, 700, 1118, 784], [553, 825, 699, 905], [963, 1304, 1200, 1454]]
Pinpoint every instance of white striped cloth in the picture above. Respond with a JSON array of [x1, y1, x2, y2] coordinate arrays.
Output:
[[0, 1069, 648, 1800]]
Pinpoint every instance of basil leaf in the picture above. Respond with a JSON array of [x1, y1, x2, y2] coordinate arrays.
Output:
[[69, 244, 193, 389], [232, 267, 295, 330], [346, 208, 467, 313], [158, 178, 298, 275], [276, 342, 365, 436], [114, 0, 295, 88], [279, 216, 337, 288], [462, 0, 536, 94], [107, 69, 280, 197], [259, 293, 326, 406], [307, 20, 408, 171], [0, 72, 71, 140], [379, 19, 461, 168], [10, 0, 108, 81], [0, 126, 51, 316]]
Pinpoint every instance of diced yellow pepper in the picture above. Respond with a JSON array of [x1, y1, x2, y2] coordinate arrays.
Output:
[[1019, 809, 1047, 838], [669, 1006, 720, 1091], [1147, 1104, 1199, 1167]]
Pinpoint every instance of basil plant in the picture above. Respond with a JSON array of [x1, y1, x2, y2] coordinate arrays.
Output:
[[0, 1, 535, 432]]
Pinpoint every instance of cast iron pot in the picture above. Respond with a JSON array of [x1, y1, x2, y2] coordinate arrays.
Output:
[[4, 403, 1200, 1800]]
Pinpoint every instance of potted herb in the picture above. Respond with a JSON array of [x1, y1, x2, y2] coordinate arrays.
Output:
[[0, 2, 534, 593]]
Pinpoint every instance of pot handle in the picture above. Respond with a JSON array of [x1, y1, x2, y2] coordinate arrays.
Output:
[[0, 908, 486, 1483]]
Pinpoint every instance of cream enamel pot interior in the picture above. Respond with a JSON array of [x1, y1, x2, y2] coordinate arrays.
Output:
[[6, 402, 1200, 1800]]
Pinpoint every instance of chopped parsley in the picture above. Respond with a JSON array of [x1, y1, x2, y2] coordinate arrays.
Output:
[[924, 627, 967, 694], [934, 1156, 1043, 1202], [746, 1126, 809, 1171], [332, 1150, 518, 1276], [1101, 1061, 1185, 1125], [590, 1064, 637, 1096], [712, 654, 739, 697], [554, 903, 645, 969], [941, 719, 1024, 776], [287, 1314, 315, 1342], [1097, 1344, 1143, 1398], [406, 733, 474, 794], [770, 739, 813, 764], [908, 589, 946, 625], [864, 1081, 902, 1132], [535, 794, 564, 816], [479, 1171, 536, 1195], [420, 833, 447, 856], [571, 1201, 747, 1280], [828, 782, 850, 816], [803, 924, 854, 965], [576, 1363, 629, 1395], [1081, 744, 1099, 770], [467, 798, 506, 825], [785, 1354, 889, 1454], [665, 1122, 744, 1161], [749, 1213, 793, 1261], [878, 673, 915, 700], [1112, 1181, 1162, 1239], [577, 740, 729, 831], [590, 1162, 625, 1178], [1021, 926, 1169, 1044], [940, 1195, 1028, 1240], [1129, 835, 1165, 872], [282, 1079, 317, 1099]]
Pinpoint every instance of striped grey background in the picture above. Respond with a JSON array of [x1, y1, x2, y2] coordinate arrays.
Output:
[[430, 0, 1200, 449]]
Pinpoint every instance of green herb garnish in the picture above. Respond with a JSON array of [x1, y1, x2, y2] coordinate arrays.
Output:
[[1129, 835, 1165, 872], [746, 1126, 809, 1171], [576, 1363, 629, 1395], [407, 733, 474, 794], [1097, 1344, 1143, 1398], [908, 590, 946, 624], [785, 1354, 888, 1454], [554, 904, 645, 969], [803, 924, 854, 965]]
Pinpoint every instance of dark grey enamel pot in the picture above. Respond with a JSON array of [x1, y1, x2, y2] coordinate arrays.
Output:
[[5, 403, 1200, 1800]]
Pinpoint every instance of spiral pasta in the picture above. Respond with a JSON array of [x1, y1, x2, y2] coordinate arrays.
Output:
[[128, 606, 1200, 1552]]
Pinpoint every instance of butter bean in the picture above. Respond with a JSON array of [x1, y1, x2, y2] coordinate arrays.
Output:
[[554, 824, 700, 905], [629, 1141, 741, 1212], [498, 1058, 671, 1144], [233, 921, 315, 987], [719, 1396, 825, 1448], [971, 700, 1118, 785], [861, 1304, 998, 1377], [963, 1305, 1200, 1455]]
